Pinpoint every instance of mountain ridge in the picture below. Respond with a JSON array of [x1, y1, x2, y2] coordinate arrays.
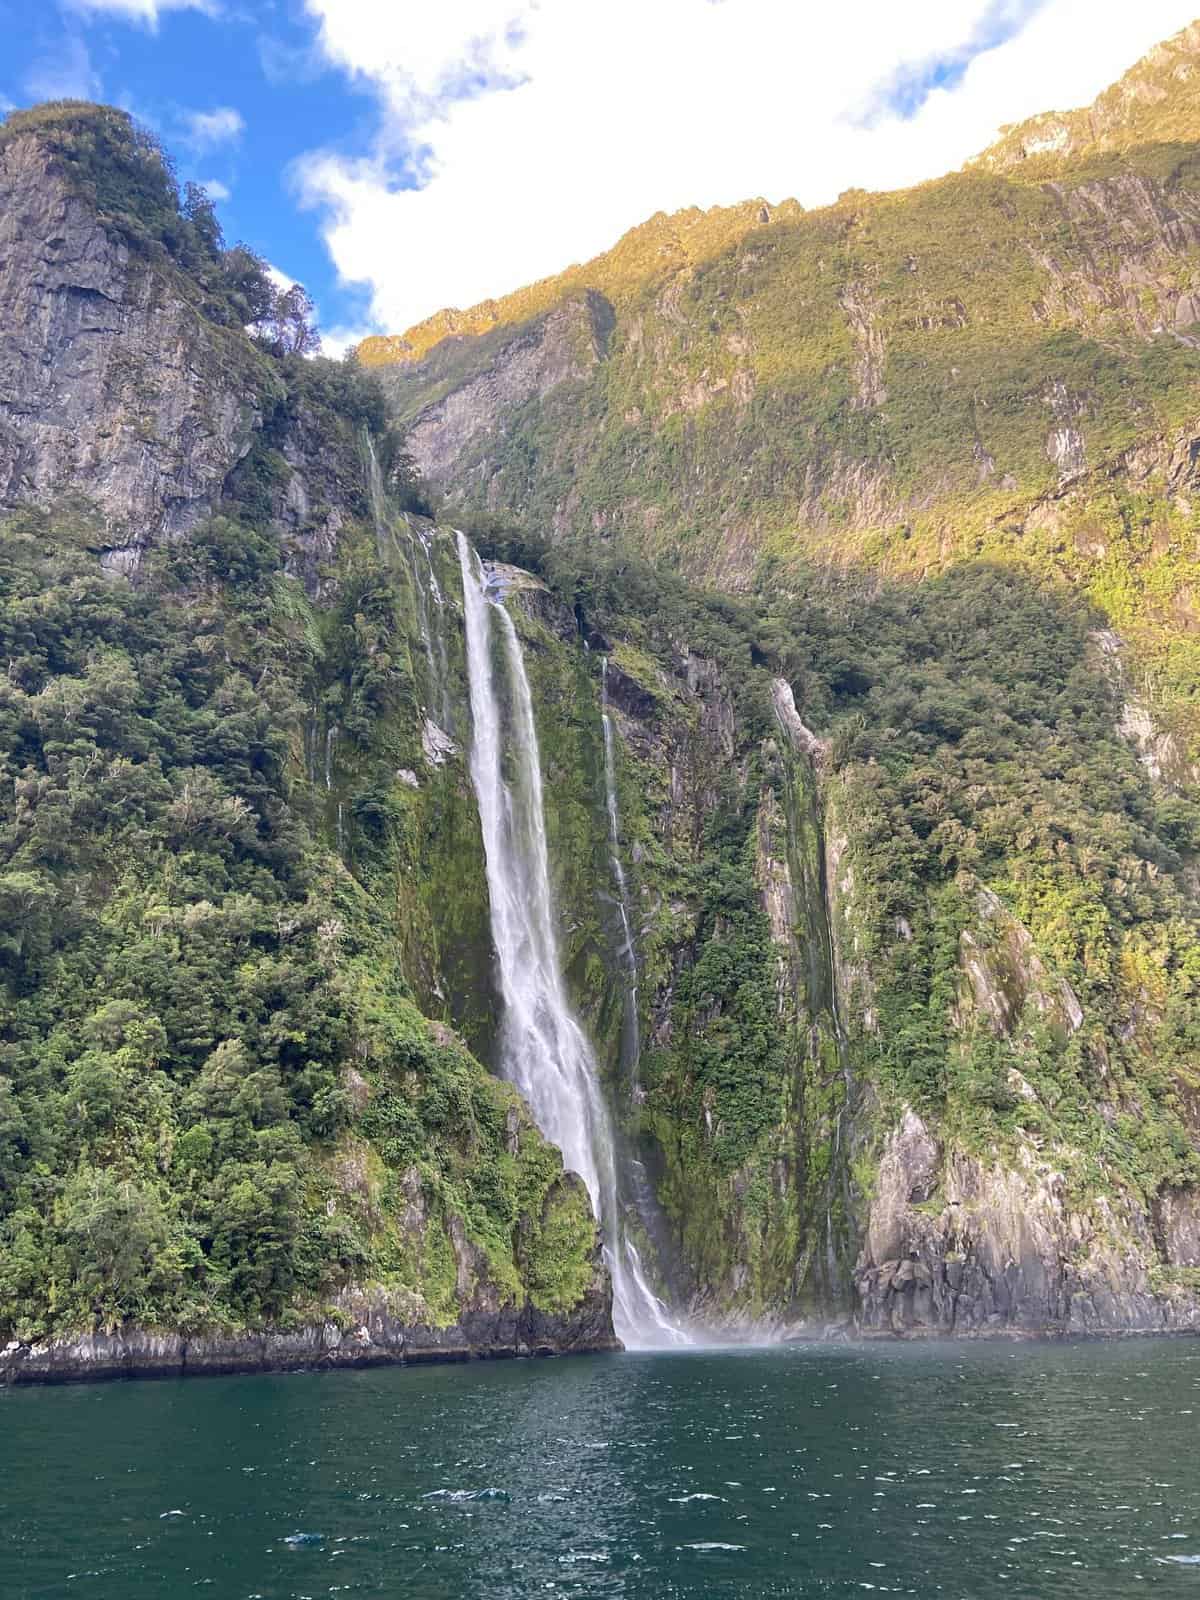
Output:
[[358, 19, 1200, 372], [358, 19, 1200, 761]]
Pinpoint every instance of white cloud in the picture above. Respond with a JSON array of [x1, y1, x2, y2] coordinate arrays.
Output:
[[264, 262, 298, 296], [197, 176, 231, 201], [180, 105, 244, 150], [296, 0, 1200, 333], [66, 0, 217, 24], [320, 324, 376, 361], [24, 35, 102, 102]]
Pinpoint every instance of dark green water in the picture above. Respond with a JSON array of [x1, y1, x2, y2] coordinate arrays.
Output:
[[3, 1339, 1200, 1599]]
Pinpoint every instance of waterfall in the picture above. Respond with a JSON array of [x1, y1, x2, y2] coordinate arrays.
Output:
[[600, 659, 641, 1090], [456, 533, 687, 1350], [324, 723, 337, 791]]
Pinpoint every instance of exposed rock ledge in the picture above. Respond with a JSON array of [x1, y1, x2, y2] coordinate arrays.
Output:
[[854, 1109, 1200, 1340], [0, 1287, 621, 1387]]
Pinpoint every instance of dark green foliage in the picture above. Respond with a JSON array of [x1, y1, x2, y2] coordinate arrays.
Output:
[[0, 505, 590, 1340], [488, 523, 1200, 1217], [0, 509, 342, 1333], [221, 356, 397, 536], [643, 777, 788, 1172]]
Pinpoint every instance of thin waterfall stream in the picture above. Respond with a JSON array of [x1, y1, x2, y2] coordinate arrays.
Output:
[[456, 533, 688, 1349], [600, 658, 641, 1088], [362, 431, 453, 729]]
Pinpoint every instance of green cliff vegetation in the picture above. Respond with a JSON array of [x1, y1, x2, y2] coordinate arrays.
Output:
[[0, 503, 600, 1342], [4, 51, 1200, 1347], [366, 23, 1200, 759], [0, 102, 603, 1347], [471, 523, 1200, 1312]]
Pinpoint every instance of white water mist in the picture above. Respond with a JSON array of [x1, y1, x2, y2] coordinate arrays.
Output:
[[456, 533, 687, 1349]]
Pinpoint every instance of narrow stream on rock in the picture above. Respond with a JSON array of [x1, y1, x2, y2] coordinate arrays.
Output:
[[363, 431, 453, 729], [600, 657, 642, 1089], [457, 534, 688, 1349]]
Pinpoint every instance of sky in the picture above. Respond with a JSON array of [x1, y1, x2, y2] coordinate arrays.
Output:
[[2, 0, 1198, 354]]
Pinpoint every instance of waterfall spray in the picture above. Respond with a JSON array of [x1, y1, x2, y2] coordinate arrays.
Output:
[[456, 533, 687, 1349]]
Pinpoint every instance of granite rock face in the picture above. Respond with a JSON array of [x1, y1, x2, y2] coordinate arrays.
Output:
[[0, 132, 269, 560]]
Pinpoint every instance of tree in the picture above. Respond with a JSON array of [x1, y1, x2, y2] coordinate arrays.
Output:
[[253, 283, 322, 358], [220, 245, 275, 325], [183, 180, 224, 259]]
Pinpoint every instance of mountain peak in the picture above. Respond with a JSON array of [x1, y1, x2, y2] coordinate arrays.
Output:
[[975, 18, 1200, 173]]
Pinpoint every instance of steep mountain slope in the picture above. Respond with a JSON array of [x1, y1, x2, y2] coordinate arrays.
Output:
[[348, 24, 1200, 1338], [0, 105, 613, 1380], [5, 66, 1200, 1375], [361, 21, 1200, 751]]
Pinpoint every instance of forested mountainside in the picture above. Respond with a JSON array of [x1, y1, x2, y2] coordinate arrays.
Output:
[[360, 20, 1200, 762], [4, 30, 1200, 1381], [0, 105, 613, 1379]]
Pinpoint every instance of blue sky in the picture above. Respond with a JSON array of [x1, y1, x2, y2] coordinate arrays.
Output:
[[2, 1, 1197, 347], [1, 0, 384, 344]]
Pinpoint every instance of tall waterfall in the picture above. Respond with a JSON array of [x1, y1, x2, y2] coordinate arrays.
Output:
[[456, 533, 687, 1349]]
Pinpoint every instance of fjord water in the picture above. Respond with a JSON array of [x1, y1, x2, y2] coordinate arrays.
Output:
[[5, 1339, 1200, 1598], [456, 536, 683, 1347]]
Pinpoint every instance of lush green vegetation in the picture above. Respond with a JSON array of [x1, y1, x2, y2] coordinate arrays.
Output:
[[0, 506, 594, 1341], [469, 520, 1200, 1307], [4, 77, 1199, 1341]]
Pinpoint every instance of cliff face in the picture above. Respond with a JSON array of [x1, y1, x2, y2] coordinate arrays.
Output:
[[334, 26, 1200, 1342], [4, 65, 1200, 1371], [0, 130, 265, 559], [477, 561, 1200, 1341], [855, 1110, 1200, 1339], [0, 107, 615, 1379], [0, 118, 365, 594]]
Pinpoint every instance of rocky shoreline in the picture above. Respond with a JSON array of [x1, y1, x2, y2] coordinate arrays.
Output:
[[1, 1291, 622, 1387]]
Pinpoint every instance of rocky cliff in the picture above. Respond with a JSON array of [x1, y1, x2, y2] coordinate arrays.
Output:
[[0, 124, 264, 558], [339, 26, 1200, 1341], [437, 531, 1199, 1341], [0, 105, 371, 593], [0, 104, 616, 1380]]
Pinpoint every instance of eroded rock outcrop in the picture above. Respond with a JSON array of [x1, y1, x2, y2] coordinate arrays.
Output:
[[0, 130, 268, 556], [855, 1111, 1200, 1338]]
